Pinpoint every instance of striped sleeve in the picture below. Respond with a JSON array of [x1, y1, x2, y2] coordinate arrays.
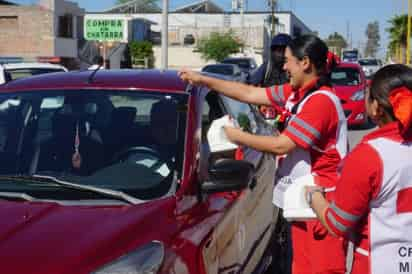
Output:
[[324, 144, 383, 237], [283, 93, 337, 149], [265, 84, 292, 107]]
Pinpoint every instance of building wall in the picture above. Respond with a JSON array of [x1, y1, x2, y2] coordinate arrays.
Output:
[[86, 12, 312, 50], [0, 5, 54, 58], [0, 0, 84, 67]]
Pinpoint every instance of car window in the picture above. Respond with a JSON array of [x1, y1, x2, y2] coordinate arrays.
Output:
[[0, 90, 188, 201], [331, 67, 361, 86], [6, 68, 65, 81], [221, 96, 257, 134], [359, 59, 378, 66], [222, 59, 252, 69], [202, 65, 235, 76]]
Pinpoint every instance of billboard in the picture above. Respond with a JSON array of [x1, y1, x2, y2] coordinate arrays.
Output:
[[84, 16, 128, 42]]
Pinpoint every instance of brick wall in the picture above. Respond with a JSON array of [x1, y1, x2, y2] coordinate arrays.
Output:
[[0, 6, 55, 58]]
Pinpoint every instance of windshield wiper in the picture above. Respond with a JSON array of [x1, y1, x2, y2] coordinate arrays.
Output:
[[0, 175, 140, 205], [0, 192, 37, 202]]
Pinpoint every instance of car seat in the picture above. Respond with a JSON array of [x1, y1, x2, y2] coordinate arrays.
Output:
[[104, 106, 137, 159], [32, 112, 104, 175]]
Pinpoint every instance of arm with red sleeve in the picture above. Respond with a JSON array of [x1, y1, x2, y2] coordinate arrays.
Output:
[[310, 144, 383, 237], [265, 84, 293, 108]]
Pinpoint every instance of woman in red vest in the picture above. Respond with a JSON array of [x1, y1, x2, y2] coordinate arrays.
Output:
[[180, 35, 348, 274], [306, 64, 412, 274]]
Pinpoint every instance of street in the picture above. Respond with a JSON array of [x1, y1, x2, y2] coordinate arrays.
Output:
[[348, 122, 376, 150]]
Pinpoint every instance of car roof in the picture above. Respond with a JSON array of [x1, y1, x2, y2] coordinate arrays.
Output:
[[1, 62, 67, 71], [0, 69, 188, 93], [203, 63, 239, 69], [336, 62, 362, 69], [223, 57, 253, 61], [358, 58, 379, 61], [205, 63, 236, 67]]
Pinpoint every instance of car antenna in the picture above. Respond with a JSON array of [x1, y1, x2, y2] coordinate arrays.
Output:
[[87, 56, 104, 84]]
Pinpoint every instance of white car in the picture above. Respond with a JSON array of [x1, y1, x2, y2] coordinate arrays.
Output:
[[358, 58, 381, 78], [0, 62, 68, 84]]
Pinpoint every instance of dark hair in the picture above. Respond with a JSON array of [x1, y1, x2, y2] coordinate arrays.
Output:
[[288, 35, 334, 113], [369, 64, 412, 121]]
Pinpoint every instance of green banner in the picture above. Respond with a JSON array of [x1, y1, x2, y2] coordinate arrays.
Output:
[[85, 19, 125, 41]]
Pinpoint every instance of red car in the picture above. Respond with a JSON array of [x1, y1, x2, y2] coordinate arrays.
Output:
[[0, 70, 279, 274], [331, 62, 368, 127]]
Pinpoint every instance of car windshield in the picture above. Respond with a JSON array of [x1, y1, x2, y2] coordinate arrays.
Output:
[[331, 67, 361, 86], [6, 68, 65, 81], [0, 90, 187, 201], [222, 59, 252, 69], [203, 65, 235, 75], [343, 51, 358, 59], [358, 59, 378, 66]]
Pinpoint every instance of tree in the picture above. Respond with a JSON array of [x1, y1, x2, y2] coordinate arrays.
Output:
[[325, 32, 348, 57], [129, 41, 155, 68], [386, 14, 412, 62], [364, 21, 380, 57], [196, 31, 243, 62]]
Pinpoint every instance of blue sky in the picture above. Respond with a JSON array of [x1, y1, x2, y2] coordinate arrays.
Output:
[[13, 0, 404, 58]]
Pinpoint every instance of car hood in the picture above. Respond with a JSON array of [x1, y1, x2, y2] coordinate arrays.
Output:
[[0, 198, 177, 274], [333, 85, 362, 101]]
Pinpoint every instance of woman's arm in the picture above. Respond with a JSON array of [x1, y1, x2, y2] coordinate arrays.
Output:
[[224, 127, 297, 155], [306, 143, 382, 238], [179, 70, 272, 106], [307, 189, 337, 236]]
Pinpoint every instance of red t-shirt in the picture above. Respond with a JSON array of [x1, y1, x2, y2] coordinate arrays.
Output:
[[325, 123, 403, 251], [266, 80, 342, 187]]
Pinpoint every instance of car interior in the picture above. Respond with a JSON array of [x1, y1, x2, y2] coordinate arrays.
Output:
[[0, 91, 188, 200]]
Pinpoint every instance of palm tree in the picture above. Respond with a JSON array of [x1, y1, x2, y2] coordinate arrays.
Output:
[[386, 14, 411, 63]]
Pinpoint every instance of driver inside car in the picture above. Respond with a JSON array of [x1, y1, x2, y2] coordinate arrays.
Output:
[[149, 99, 179, 166]]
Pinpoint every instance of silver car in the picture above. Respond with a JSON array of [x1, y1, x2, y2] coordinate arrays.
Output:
[[358, 58, 381, 78]]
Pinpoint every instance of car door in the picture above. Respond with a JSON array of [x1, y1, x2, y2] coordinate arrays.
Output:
[[199, 90, 278, 273], [221, 96, 278, 273], [199, 91, 243, 274]]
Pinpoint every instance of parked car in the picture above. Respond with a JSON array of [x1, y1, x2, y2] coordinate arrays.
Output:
[[0, 69, 279, 274], [358, 58, 381, 78], [331, 62, 368, 127], [201, 63, 247, 82], [0, 62, 67, 85], [222, 57, 258, 75], [183, 34, 195, 45]]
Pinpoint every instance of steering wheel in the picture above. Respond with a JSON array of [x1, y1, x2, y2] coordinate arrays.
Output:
[[111, 146, 172, 173]]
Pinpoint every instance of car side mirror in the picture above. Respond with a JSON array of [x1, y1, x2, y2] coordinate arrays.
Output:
[[201, 159, 254, 194]]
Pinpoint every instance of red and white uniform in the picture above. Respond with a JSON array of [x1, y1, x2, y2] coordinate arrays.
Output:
[[326, 122, 412, 274], [266, 79, 348, 274]]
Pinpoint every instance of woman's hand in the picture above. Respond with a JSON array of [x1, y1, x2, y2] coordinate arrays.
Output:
[[178, 69, 204, 85], [224, 126, 244, 143]]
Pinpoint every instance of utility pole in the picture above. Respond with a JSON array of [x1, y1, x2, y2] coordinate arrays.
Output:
[[267, 0, 277, 36], [240, 0, 245, 39], [161, 0, 169, 69], [346, 21, 350, 48]]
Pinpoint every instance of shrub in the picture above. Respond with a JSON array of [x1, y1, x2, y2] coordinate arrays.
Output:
[[129, 41, 155, 68]]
